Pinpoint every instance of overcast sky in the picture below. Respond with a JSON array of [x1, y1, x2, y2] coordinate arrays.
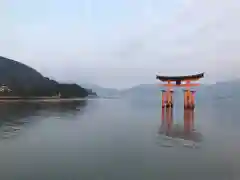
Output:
[[0, 0, 240, 88]]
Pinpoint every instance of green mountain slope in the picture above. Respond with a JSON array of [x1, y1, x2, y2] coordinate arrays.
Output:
[[0, 56, 89, 98]]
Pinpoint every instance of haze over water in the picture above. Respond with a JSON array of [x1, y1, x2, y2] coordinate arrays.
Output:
[[0, 99, 239, 180]]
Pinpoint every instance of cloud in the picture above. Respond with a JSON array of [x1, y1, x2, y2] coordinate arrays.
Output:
[[0, 0, 240, 88]]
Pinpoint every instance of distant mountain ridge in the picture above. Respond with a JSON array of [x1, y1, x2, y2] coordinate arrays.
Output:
[[120, 80, 240, 102], [85, 80, 240, 104], [81, 83, 120, 97], [0, 56, 89, 98]]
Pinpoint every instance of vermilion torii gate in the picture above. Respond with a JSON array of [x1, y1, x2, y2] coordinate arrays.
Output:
[[156, 73, 204, 109]]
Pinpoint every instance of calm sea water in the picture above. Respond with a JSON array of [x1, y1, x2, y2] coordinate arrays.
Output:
[[0, 99, 239, 180]]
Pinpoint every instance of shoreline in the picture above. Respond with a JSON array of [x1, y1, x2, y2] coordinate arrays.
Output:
[[0, 96, 90, 103]]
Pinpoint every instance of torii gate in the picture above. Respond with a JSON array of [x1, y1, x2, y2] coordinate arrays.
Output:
[[156, 73, 204, 109]]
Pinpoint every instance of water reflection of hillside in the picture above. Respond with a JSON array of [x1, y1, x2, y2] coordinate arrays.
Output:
[[0, 100, 87, 139], [159, 108, 202, 143]]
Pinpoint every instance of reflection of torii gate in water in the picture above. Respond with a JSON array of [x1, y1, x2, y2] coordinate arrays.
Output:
[[159, 108, 202, 142], [156, 73, 204, 109]]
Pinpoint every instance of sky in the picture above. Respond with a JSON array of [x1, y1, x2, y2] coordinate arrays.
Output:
[[0, 0, 240, 89]]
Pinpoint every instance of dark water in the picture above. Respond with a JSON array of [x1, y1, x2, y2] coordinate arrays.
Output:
[[0, 99, 239, 180]]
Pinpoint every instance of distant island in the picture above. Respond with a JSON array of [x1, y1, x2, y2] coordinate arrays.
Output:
[[0, 56, 97, 99]]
